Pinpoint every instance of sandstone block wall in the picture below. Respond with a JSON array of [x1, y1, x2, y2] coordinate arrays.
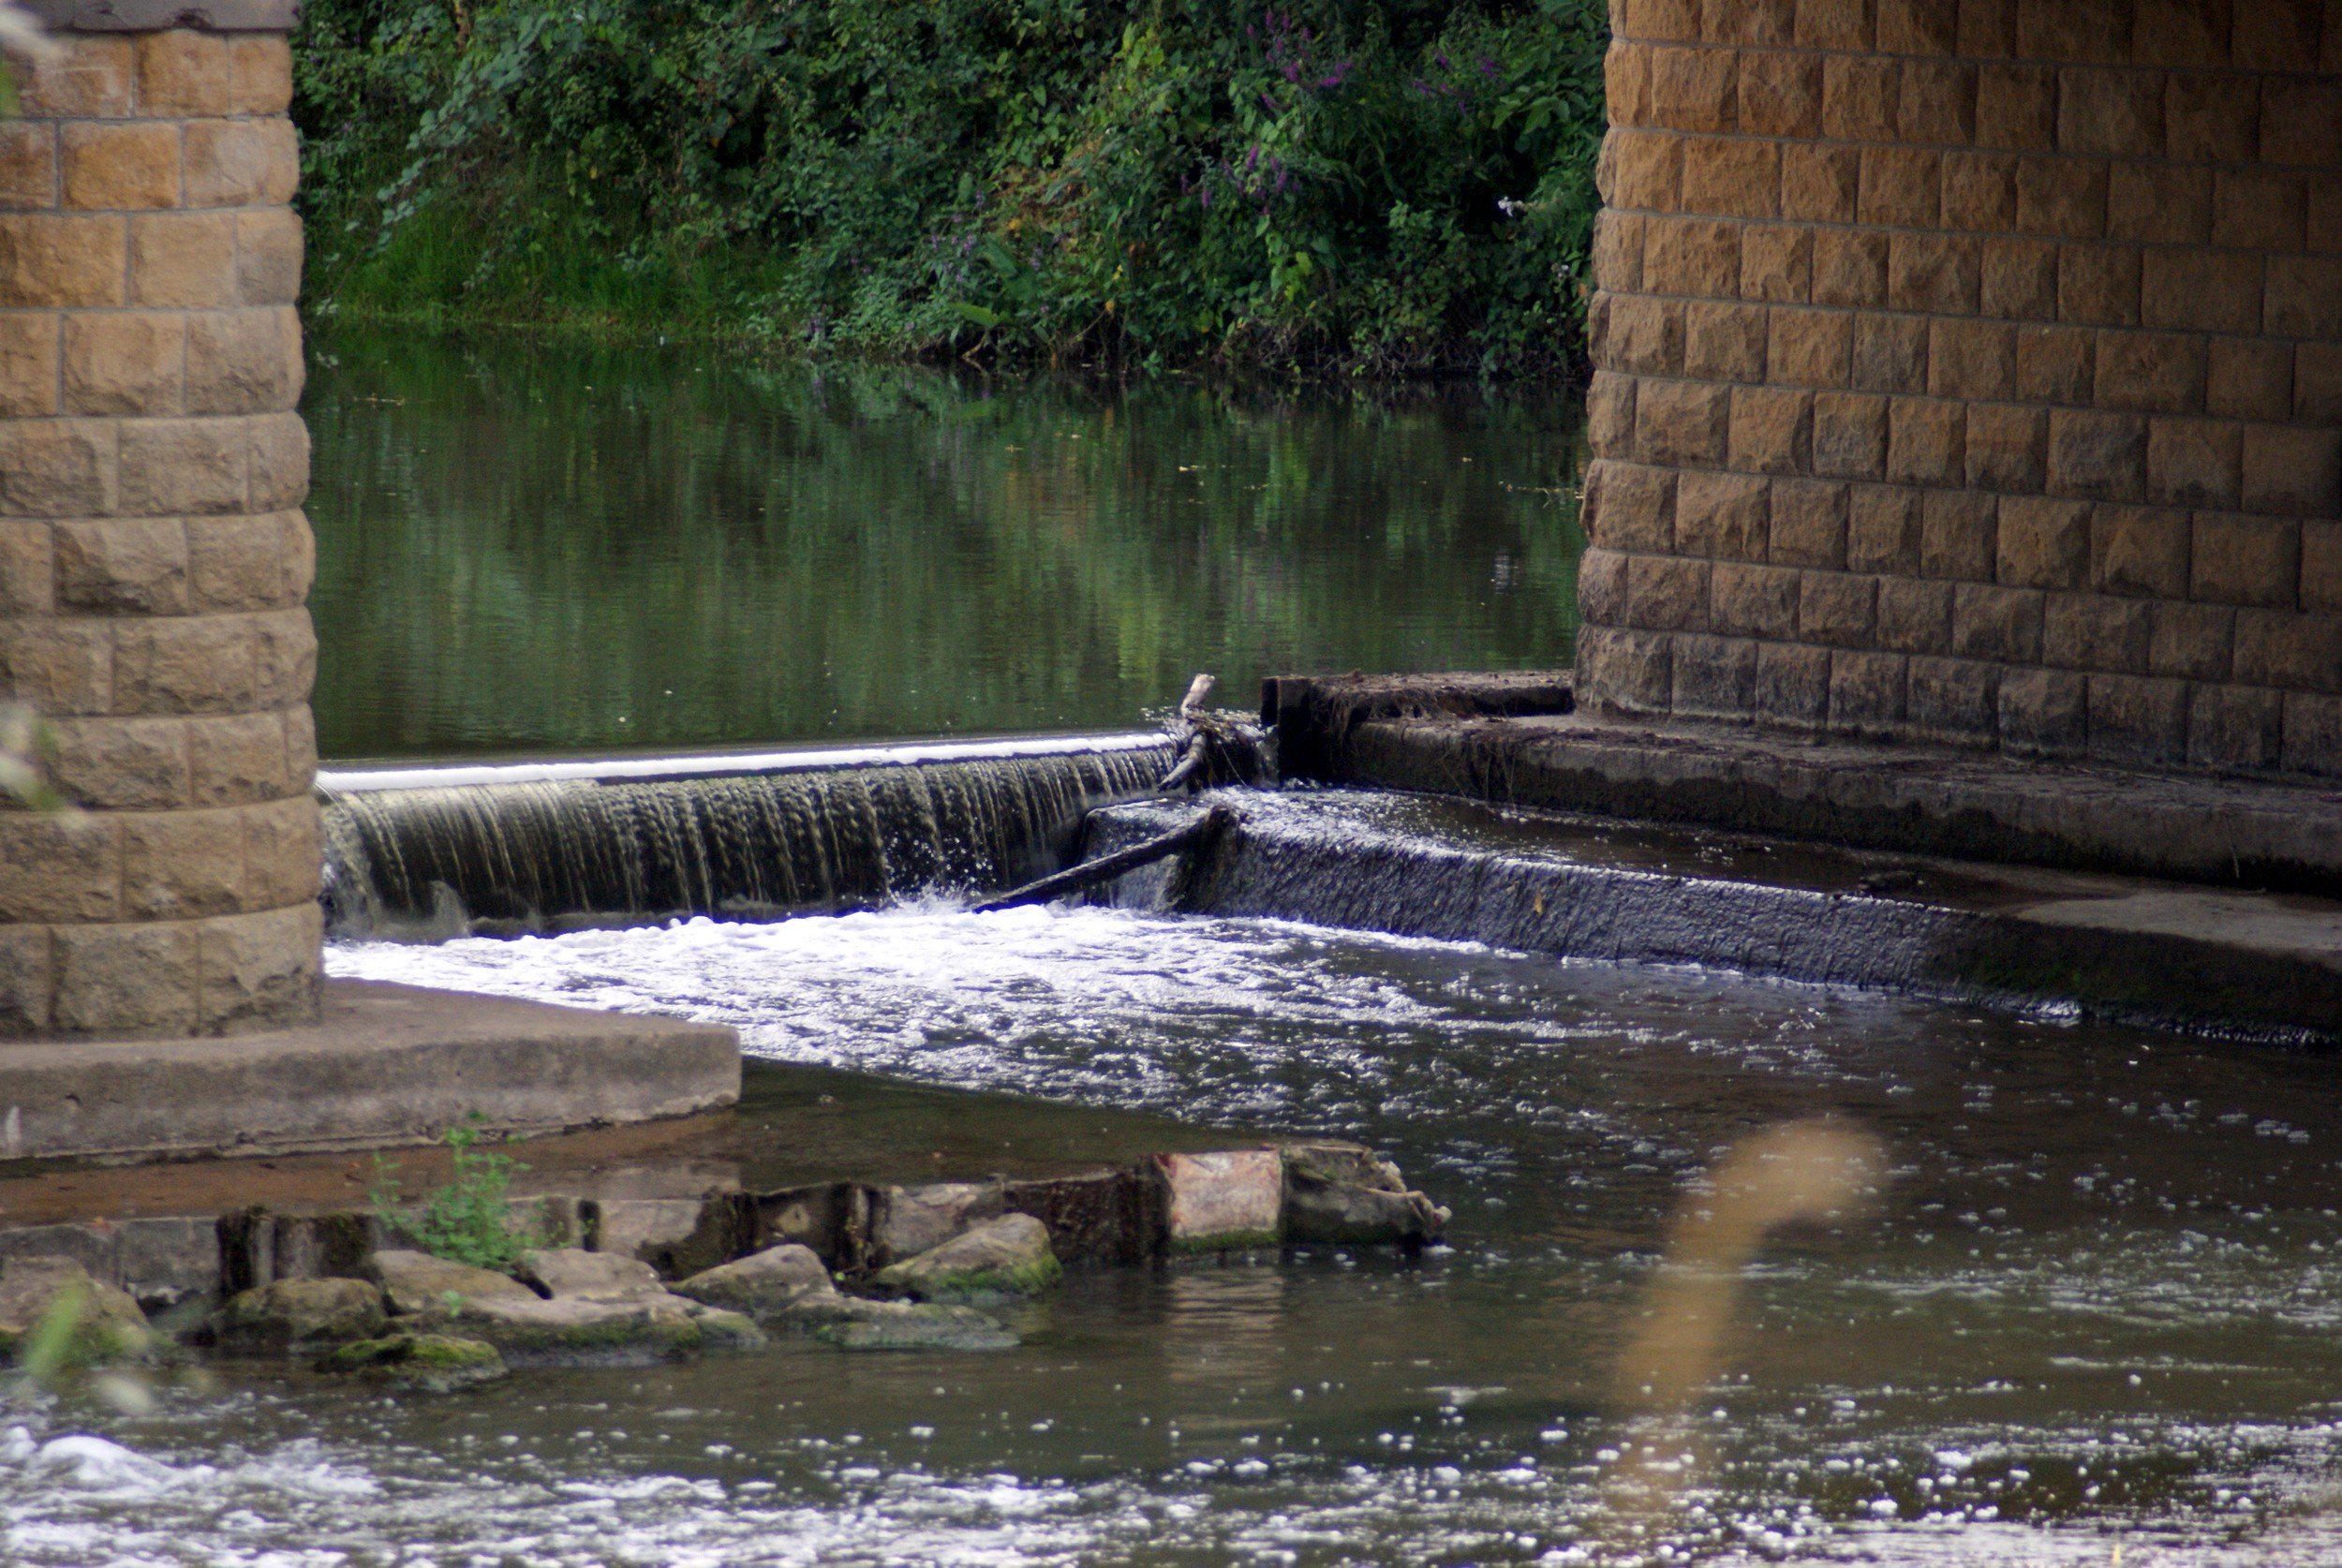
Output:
[[1577, 0, 2342, 777], [0, 22, 320, 1036]]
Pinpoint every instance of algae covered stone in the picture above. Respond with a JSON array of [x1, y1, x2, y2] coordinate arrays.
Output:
[[871, 1213, 1060, 1302], [674, 1244, 838, 1320], [452, 1293, 703, 1364], [362, 1250, 537, 1318], [0, 1258, 155, 1366], [518, 1248, 665, 1302], [809, 1298, 1020, 1353], [679, 1302, 768, 1353], [1282, 1145, 1450, 1249], [219, 1277, 388, 1352], [316, 1333, 508, 1393]]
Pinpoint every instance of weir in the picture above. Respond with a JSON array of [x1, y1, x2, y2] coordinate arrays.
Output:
[[318, 732, 1266, 937]]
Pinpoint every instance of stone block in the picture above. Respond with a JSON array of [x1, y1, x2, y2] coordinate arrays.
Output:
[[1796, 0, 1873, 50], [14, 35, 135, 119], [1920, 489, 1999, 581], [2059, 244, 2142, 328], [0, 420, 114, 518], [118, 417, 248, 516], [1942, 149, 2017, 232], [1997, 665, 2087, 756], [286, 703, 317, 788], [1627, 554, 1712, 630], [1601, 128, 1682, 213], [2016, 324, 2093, 405], [111, 1217, 219, 1310], [1643, 215, 1742, 298], [1670, 632, 1757, 717], [247, 410, 310, 510], [2144, 419, 2240, 510], [121, 806, 247, 920], [2234, 0, 2326, 69], [1739, 51, 1821, 137], [1587, 371, 1638, 459], [1585, 461, 1675, 552], [1878, 576, 1954, 654], [2043, 591, 2152, 673], [2193, 514, 2301, 610], [1729, 385, 1812, 474], [1860, 148, 1941, 233], [2090, 504, 2189, 600], [2058, 67, 2163, 158], [1829, 649, 1906, 732], [1623, 0, 1701, 43], [1637, 378, 1731, 467], [1682, 137, 1778, 219], [1800, 570, 1875, 647], [1878, 0, 1959, 52], [1684, 300, 1765, 381], [1710, 561, 1800, 638], [228, 36, 296, 116], [47, 716, 187, 808], [1952, 582, 2045, 662], [1980, 235, 2058, 320], [63, 311, 185, 418], [183, 119, 299, 209], [1889, 232, 1980, 315], [187, 510, 297, 611], [2296, 344, 2342, 424], [186, 710, 288, 805], [0, 214, 126, 309], [52, 516, 186, 614], [2108, 164, 2211, 246], [186, 306, 301, 416], [2142, 250, 2262, 335], [1854, 314, 1929, 394], [1781, 142, 1859, 223], [2303, 523, 2342, 614], [1674, 470, 1768, 559], [1813, 391, 1888, 479], [1977, 62, 2057, 150], [2047, 410, 2147, 503], [0, 806, 116, 923], [252, 606, 317, 707], [1607, 39, 1653, 124], [1754, 641, 1830, 726], [1848, 484, 1921, 575], [195, 899, 319, 1030], [2164, 72, 2259, 162], [1888, 397, 1964, 488], [2017, 157, 2107, 240], [1596, 292, 1683, 377], [2260, 80, 2342, 170], [1813, 229, 1887, 307], [2205, 338, 2292, 422], [1150, 1149, 1282, 1251], [1821, 55, 1897, 141], [2187, 684, 2284, 774], [2240, 426, 2342, 519], [1742, 227, 1808, 306], [2087, 674, 2188, 766], [60, 122, 179, 212], [1907, 656, 1998, 741], [1767, 307, 1848, 389], [235, 206, 304, 305], [1767, 478, 1847, 569], [111, 612, 258, 714], [1965, 404, 2046, 492], [129, 210, 237, 309], [0, 315, 61, 420], [2282, 693, 2342, 777], [1591, 211, 1644, 293], [135, 30, 234, 116], [1579, 626, 1674, 711], [0, 616, 112, 714], [243, 793, 321, 905], [1996, 496, 2092, 589], [1899, 58, 1975, 142], [0, 520, 52, 615], [2149, 600, 2234, 681], [1929, 319, 2016, 403], [2211, 169, 2305, 253], [2095, 333, 2204, 417], [2233, 610, 2342, 695], [0, 925, 52, 1033], [53, 918, 200, 1036]]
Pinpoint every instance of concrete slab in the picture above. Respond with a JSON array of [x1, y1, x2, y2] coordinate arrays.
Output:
[[0, 980, 741, 1165], [1270, 678, 2342, 895]]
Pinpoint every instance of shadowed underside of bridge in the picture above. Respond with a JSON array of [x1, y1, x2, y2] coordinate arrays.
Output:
[[1579, 0, 2342, 779]]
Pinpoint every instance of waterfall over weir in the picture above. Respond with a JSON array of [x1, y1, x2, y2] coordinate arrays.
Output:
[[319, 732, 1218, 939]]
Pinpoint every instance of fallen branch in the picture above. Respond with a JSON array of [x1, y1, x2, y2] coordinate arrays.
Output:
[[972, 804, 1236, 913]]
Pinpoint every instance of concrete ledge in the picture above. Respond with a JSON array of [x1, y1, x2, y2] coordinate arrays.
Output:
[[1292, 703, 2342, 896], [21, 0, 299, 30], [0, 980, 740, 1165]]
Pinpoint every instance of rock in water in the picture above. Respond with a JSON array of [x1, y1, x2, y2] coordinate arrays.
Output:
[[678, 1303, 768, 1352], [1154, 1150, 1283, 1253], [218, 1278, 387, 1352], [0, 1257, 155, 1365], [872, 1214, 1061, 1302], [361, 1250, 538, 1317], [809, 1298, 1020, 1353], [518, 1248, 665, 1301], [314, 1334, 507, 1393], [870, 1182, 1001, 1265], [1282, 1147, 1450, 1249], [673, 1244, 839, 1320], [450, 1294, 703, 1364]]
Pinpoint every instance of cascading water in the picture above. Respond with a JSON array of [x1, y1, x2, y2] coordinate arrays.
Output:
[[319, 731, 1267, 939]]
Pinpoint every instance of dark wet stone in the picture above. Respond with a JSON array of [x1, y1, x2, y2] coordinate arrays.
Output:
[[808, 1298, 1019, 1353], [314, 1333, 507, 1393], [871, 1214, 1060, 1303], [0, 1257, 155, 1365], [674, 1243, 837, 1320], [218, 1277, 385, 1353]]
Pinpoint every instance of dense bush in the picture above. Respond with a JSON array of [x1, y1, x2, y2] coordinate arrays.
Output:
[[294, 0, 1607, 375]]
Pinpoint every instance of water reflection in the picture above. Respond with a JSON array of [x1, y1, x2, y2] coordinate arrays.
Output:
[[304, 332, 1585, 761]]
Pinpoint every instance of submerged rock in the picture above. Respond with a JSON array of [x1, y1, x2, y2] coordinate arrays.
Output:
[[362, 1250, 537, 1317], [678, 1302, 768, 1353], [518, 1248, 664, 1302], [1154, 1149, 1283, 1252], [673, 1243, 838, 1320], [1282, 1144, 1449, 1249], [315, 1333, 507, 1393], [0, 1257, 155, 1365], [809, 1298, 1020, 1353], [870, 1182, 1001, 1266], [218, 1277, 386, 1353], [871, 1214, 1060, 1303], [450, 1294, 702, 1364]]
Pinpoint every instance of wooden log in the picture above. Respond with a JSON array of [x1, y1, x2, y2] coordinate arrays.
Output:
[[971, 805, 1236, 913]]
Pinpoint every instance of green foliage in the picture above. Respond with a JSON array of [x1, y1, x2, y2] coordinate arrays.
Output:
[[293, 0, 1607, 375], [370, 1115, 544, 1274]]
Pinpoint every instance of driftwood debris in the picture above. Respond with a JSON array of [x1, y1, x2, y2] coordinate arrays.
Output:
[[971, 805, 1236, 913], [1158, 673, 1257, 793]]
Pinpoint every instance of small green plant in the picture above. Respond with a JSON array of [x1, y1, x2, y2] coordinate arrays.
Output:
[[370, 1114, 545, 1274]]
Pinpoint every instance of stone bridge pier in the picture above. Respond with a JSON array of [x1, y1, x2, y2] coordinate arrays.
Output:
[[1579, 0, 2342, 778]]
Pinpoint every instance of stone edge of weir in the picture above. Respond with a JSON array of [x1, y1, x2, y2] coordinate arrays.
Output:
[[0, 3, 742, 1160]]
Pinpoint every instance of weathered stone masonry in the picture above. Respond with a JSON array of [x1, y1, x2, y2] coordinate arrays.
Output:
[[1577, 0, 2342, 777], [0, 7, 319, 1036]]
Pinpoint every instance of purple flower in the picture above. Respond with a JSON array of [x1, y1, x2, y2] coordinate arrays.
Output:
[[1283, 62, 1301, 81], [1435, 51, 1450, 68], [1478, 54, 1499, 78]]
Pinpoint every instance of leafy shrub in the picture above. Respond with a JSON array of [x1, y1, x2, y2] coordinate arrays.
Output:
[[370, 1115, 547, 1273], [294, 0, 1607, 375]]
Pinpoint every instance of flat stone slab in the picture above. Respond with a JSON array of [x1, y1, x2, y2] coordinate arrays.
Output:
[[0, 980, 739, 1165]]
